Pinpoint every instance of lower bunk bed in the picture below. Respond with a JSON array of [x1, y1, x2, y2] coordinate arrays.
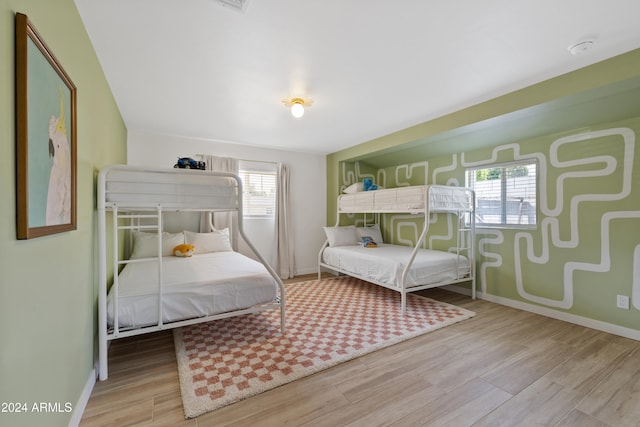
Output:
[[107, 249, 279, 330], [98, 165, 285, 380], [318, 184, 475, 314]]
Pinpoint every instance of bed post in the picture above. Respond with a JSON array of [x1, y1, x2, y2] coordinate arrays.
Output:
[[470, 190, 477, 299]]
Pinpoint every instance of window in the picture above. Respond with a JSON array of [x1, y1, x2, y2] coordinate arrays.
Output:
[[239, 163, 276, 217], [466, 160, 537, 227]]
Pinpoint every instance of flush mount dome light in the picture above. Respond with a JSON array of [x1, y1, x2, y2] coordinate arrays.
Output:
[[282, 97, 313, 118], [291, 101, 305, 118]]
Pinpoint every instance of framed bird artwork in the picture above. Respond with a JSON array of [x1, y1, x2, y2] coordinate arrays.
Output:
[[15, 12, 77, 239]]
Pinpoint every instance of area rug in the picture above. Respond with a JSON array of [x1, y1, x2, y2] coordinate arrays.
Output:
[[173, 276, 475, 418]]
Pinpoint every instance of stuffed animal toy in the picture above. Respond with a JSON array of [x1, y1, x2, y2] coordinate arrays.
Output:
[[173, 244, 195, 257], [363, 178, 378, 191]]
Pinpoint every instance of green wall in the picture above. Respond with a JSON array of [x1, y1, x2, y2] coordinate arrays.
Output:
[[0, 1, 126, 426], [338, 117, 640, 332]]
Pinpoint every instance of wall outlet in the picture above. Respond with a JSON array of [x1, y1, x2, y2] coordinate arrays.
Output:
[[617, 295, 630, 310]]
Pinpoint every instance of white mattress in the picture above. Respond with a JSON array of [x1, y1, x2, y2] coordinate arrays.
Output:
[[107, 251, 278, 329], [338, 185, 473, 213], [322, 243, 469, 287]]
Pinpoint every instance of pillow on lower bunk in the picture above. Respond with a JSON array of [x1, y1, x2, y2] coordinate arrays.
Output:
[[130, 231, 185, 259], [184, 228, 233, 253], [357, 224, 384, 244], [323, 225, 358, 247]]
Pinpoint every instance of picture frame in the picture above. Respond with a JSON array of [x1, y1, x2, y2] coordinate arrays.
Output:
[[15, 13, 77, 239]]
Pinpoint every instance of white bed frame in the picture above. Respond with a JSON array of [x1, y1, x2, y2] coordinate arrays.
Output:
[[97, 165, 285, 380], [318, 185, 476, 314]]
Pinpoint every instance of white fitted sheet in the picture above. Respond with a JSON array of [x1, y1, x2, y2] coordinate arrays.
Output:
[[322, 243, 469, 287], [107, 251, 278, 329]]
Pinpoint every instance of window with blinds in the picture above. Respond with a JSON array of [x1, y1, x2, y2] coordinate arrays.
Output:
[[238, 167, 276, 217], [466, 160, 537, 227]]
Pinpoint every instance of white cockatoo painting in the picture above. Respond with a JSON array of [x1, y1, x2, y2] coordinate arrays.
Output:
[[45, 89, 71, 225]]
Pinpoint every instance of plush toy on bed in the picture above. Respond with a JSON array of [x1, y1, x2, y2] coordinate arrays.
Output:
[[363, 178, 378, 191], [173, 244, 195, 257]]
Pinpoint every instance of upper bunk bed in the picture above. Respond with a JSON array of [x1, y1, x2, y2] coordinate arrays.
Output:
[[97, 165, 285, 380], [319, 184, 475, 314], [337, 184, 474, 214]]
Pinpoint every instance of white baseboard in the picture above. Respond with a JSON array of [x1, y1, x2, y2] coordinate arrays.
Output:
[[443, 284, 640, 341], [68, 368, 96, 427]]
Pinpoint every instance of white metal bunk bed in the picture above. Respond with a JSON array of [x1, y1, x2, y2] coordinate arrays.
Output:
[[97, 165, 285, 380], [318, 185, 475, 314]]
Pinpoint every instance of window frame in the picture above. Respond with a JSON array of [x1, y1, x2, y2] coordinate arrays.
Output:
[[465, 159, 538, 229], [238, 165, 277, 219]]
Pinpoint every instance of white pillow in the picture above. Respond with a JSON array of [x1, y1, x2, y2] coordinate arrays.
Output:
[[184, 228, 233, 253], [323, 226, 358, 247], [357, 224, 384, 244], [342, 182, 364, 194], [130, 231, 184, 259]]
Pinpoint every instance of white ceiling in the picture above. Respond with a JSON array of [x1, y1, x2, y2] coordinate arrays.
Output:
[[74, 0, 640, 155]]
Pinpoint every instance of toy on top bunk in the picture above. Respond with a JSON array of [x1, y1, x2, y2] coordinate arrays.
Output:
[[342, 178, 384, 194], [363, 178, 378, 191], [174, 157, 206, 170], [173, 244, 195, 257]]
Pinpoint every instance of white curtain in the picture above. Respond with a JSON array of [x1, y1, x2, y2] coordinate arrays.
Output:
[[273, 163, 295, 279], [198, 155, 239, 247]]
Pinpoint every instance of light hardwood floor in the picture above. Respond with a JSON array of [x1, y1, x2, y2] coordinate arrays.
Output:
[[80, 275, 640, 426]]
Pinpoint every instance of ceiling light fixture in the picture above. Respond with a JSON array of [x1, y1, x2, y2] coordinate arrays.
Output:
[[282, 97, 313, 118]]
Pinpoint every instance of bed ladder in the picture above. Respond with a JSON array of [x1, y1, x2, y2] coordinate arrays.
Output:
[[110, 205, 165, 337], [455, 212, 475, 298]]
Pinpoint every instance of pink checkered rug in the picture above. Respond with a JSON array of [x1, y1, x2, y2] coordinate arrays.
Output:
[[173, 276, 475, 418]]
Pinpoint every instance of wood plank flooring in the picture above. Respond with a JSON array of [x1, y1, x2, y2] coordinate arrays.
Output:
[[80, 276, 640, 426]]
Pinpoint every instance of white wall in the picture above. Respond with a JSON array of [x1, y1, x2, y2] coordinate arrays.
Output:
[[127, 130, 326, 275]]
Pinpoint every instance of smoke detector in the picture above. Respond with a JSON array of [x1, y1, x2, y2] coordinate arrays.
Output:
[[568, 39, 595, 55], [212, 0, 251, 13]]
